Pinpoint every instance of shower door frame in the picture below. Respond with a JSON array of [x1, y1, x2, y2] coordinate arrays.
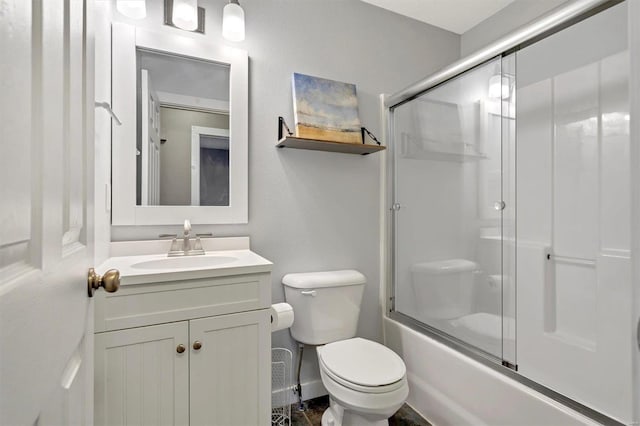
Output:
[[382, 0, 635, 424]]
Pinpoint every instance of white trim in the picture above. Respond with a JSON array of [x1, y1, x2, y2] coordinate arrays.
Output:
[[111, 23, 248, 225], [190, 126, 230, 206], [156, 91, 229, 114], [301, 379, 327, 402]]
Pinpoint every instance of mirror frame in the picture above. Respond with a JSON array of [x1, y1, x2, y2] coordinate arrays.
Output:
[[111, 23, 248, 225]]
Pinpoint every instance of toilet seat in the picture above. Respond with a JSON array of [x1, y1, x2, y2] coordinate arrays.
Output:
[[317, 338, 406, 394]]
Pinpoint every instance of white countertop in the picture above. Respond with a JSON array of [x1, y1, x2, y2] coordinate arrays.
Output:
[[98, 249, 273, 285]]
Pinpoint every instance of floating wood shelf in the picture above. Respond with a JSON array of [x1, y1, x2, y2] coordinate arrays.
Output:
[[277, 136, 386, 155], [276, 116, 386, 156]]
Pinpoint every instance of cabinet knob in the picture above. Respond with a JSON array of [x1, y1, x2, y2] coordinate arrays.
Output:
[[176, 344, 186, 354], [193, 341, 202, 351]]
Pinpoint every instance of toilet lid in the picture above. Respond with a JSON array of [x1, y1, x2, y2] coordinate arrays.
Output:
[[318, 338, 406, 387]]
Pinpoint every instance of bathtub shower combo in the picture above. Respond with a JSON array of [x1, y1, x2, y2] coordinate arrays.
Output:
[[385, 1, 639, 424]]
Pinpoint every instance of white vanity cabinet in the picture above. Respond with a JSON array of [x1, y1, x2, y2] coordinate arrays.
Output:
[[94, 269, 272, 426]]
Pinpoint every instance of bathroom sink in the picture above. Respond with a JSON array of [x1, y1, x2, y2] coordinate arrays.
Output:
[[131, 255, 238, 270], [98, 246, 272, 285]]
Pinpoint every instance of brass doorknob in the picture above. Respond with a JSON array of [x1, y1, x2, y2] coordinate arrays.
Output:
[[193, 341, 202, 350], [87, 268, 120, 297], [176, 344, 186, 354]]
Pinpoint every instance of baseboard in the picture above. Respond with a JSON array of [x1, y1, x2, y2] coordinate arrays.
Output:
[[301, 379, 327, 401], [272, 379, 327, 407]]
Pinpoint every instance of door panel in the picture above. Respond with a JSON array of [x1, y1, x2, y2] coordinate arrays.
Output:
[[0, 0, 95, 424], [94, 322, 190, 426], [189, 310, 271, 426]]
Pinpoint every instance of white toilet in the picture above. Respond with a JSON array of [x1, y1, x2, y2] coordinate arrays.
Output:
[[283, 270, 409, 426]]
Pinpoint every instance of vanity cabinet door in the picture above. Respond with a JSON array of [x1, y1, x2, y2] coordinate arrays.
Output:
[[189, 310, 271, 426], [95, 322, 190, 426]]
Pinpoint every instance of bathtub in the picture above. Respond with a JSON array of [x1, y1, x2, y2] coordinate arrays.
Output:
[[383, 317, 601, 426]]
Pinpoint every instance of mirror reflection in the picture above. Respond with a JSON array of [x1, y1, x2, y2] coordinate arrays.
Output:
[[136, 48, 230, 206]]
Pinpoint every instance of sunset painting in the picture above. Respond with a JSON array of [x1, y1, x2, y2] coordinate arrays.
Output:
[[292, 73, 362, 144]]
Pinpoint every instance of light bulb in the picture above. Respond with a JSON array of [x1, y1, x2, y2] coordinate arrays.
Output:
[[172, 0, 198, 31], [116, 0, 146, 19], [222, 1, 245, 42], [488, 74, 510, 99]]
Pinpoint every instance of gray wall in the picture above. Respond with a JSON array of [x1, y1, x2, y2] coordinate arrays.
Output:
[[461, 0, 569, 56], [109, 0, 460, 395]]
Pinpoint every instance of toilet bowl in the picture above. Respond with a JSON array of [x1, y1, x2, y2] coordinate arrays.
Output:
[[282, 270, 408, 426], [317, 338, 409, 426]]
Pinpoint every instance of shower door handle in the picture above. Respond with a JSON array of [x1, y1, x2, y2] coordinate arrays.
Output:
[[637, 317, 640, 351]]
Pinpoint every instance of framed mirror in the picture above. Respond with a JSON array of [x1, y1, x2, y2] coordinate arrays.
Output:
[[111, 23, 248, 225]]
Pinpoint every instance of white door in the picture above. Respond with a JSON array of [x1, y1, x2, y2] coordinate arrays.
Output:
[[0, 0, 96, 424], [141, 69, 161, 205]]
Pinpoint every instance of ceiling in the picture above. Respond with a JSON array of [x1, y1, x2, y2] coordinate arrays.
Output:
[[360, 0, 516, 34]]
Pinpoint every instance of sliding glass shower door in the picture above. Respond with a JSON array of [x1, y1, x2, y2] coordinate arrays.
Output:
[[515, 3, 633, 422], [389, 1, 637, 423], [391, 56, 516, 364]]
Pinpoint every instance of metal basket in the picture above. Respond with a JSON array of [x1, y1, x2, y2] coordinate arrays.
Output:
[[271, 348, 293, 426]]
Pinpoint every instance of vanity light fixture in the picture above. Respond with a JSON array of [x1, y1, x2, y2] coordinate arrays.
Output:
[[172, 0, 199, 31], [222, 0, 245, 42], [164, 0, 206, 34], [116, 0, 147, 19]]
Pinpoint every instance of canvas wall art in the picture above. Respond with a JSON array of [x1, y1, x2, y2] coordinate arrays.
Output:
[[292, 73, 362, 144]]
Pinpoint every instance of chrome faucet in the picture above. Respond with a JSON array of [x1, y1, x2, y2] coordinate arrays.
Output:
[[183, 219, 192, 254], [160, 219, 208, 257]]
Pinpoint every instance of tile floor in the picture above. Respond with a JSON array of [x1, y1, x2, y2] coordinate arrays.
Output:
[[289, 396, 431, 426]]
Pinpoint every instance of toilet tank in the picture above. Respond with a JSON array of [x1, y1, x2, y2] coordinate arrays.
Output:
[[283, 270, 366, 345], [411, 259, 477, 320]]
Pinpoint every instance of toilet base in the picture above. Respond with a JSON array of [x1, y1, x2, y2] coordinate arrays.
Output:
[[321, 398, 389, 426]]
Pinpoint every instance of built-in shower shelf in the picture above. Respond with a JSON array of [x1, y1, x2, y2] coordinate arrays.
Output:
[[401, 134, 485, 162], [277, 116, 386, 156], [402, 149, 486, 162]]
